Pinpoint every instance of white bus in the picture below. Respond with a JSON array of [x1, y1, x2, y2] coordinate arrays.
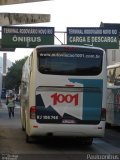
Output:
[[107, 63, 120, 126], [20, 45, 107, 144]]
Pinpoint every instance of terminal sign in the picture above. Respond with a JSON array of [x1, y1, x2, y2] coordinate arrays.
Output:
[[2, 26, 54, 48], [67, 27, 119, 49]]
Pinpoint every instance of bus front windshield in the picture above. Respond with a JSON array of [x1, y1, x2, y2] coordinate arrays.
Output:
[[38, 51, 103, 76]]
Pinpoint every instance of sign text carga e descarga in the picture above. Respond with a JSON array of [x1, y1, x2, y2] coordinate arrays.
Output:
[[69, 36, 117, 43]]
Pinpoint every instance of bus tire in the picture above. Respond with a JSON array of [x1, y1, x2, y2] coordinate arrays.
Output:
[[25, 115, 32, 143], [105, 122, 111, 129], [22, 125, 25, 131], [22, 117, 26, 131], [26, 134, 32, 143]]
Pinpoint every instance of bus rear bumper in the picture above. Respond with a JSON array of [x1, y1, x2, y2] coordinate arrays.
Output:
[[29, 121, 105, 138]]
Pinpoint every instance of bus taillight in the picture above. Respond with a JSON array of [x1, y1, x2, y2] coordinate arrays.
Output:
[[101, 108, 106, 121], [30, 106, 36, 119]]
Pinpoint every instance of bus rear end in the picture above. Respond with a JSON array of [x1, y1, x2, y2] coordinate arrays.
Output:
[[29, 45, 107, 143]]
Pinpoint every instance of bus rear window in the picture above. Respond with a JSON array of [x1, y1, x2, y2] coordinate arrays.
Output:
[[38, 51, 103, 76]]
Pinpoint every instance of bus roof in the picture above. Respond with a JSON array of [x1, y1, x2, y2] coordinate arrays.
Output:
[[35, 45, 104, 52]]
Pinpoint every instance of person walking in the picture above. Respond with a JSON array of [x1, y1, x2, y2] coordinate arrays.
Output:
[[6, 93, 15, 118]]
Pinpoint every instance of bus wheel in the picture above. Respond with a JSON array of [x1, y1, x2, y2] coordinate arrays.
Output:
[[105, 123, 111, 129], [22, 125, 25, 131], [26, 134, 32, 143]]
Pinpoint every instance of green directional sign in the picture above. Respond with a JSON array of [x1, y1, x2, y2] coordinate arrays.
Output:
[[2, 26, 54, 48], [67, 27, 119, 49], [0, 39, 15, 51]]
